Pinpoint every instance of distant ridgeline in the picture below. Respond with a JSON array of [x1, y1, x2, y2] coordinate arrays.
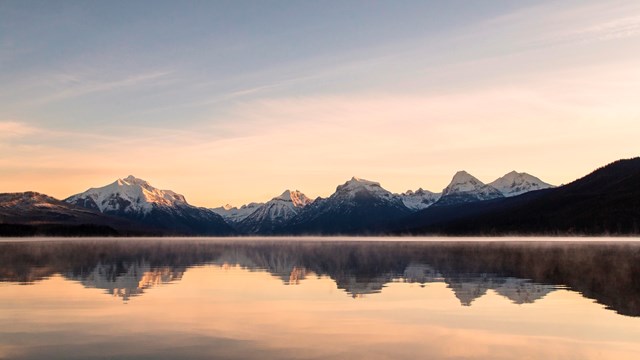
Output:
[[1, 157, 639, 236]]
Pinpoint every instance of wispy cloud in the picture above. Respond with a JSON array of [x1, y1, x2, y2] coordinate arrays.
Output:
[[0, 121, 37, 139], [563, 15, 640, 42], [0, 69, 176, 111], [447, 1, 640, 57], [40, 70, 174, 102]]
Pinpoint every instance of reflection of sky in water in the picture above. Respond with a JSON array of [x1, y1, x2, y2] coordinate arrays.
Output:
[[1, 239, 639, 359]]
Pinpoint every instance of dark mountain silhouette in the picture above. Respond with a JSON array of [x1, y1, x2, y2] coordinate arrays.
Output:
[[397, 157, 640, 235]]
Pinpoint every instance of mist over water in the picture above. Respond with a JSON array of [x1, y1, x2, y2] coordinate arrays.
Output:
[[1, 238, 639, 359]]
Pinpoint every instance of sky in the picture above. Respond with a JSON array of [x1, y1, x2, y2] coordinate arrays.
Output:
[[1, 0, 639, 207]]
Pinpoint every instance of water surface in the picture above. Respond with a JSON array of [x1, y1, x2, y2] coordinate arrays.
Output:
[[1, 237, 639, 359]]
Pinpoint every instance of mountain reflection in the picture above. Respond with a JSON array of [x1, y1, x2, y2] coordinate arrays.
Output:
[[1, 239, 638, 316], [69, 261, 184, 301]]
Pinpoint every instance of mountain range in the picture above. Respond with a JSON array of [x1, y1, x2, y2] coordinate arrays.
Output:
[[1, 157, 638, 236]]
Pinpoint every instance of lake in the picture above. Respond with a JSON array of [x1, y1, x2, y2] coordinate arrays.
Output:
[[1, 237, 639, 359]]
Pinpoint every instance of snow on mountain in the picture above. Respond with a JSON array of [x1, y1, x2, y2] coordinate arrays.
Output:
[[434, 171, 504, 206], [211, 202, 264, 223], [66, 175, 189, 215], [237, 190, 313, 234], [442, 171, 486, 194], [277, 189, 313, 207], [333, 177, 396, 201], [65, 176, 234, 235], [282, 177, 411, 234], [399, 188, 441, 211], [489, 171, 554, 197]]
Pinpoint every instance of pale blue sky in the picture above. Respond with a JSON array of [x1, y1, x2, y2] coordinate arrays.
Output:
[[1, 0, 639, 206], [1, 0, 530, 127]]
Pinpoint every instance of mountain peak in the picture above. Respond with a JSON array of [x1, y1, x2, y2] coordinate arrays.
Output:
[[122, 175, 148, 185], [500, 170, 533, 180], [272, 189, 313, 207], [450, 170, 480, 182], [237, 190, 312, 233], [332, 177, 397, 202], [275, 189, 292, 200], [349, 176, 380, 185], [489, 171, 554, 197], [337, 177, 382, 192], [443, 171, 485, 194], [435, 171, 503, 206], [351, 176, 373, 183]]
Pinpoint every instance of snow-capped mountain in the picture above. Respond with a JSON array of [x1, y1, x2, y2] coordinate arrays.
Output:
[[489, 171, 554, 197], [211, 202, 264, 223], [66, 175, 188, 214], [434, 171, 504, 206], [399, 188, 441, 211], [282, 177, 411, 234], [237, 190, 313, 234], [65, 176, 234, 235]]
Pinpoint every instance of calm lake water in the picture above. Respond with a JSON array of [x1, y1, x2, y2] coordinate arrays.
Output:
[[1, 237, 640, 359]]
